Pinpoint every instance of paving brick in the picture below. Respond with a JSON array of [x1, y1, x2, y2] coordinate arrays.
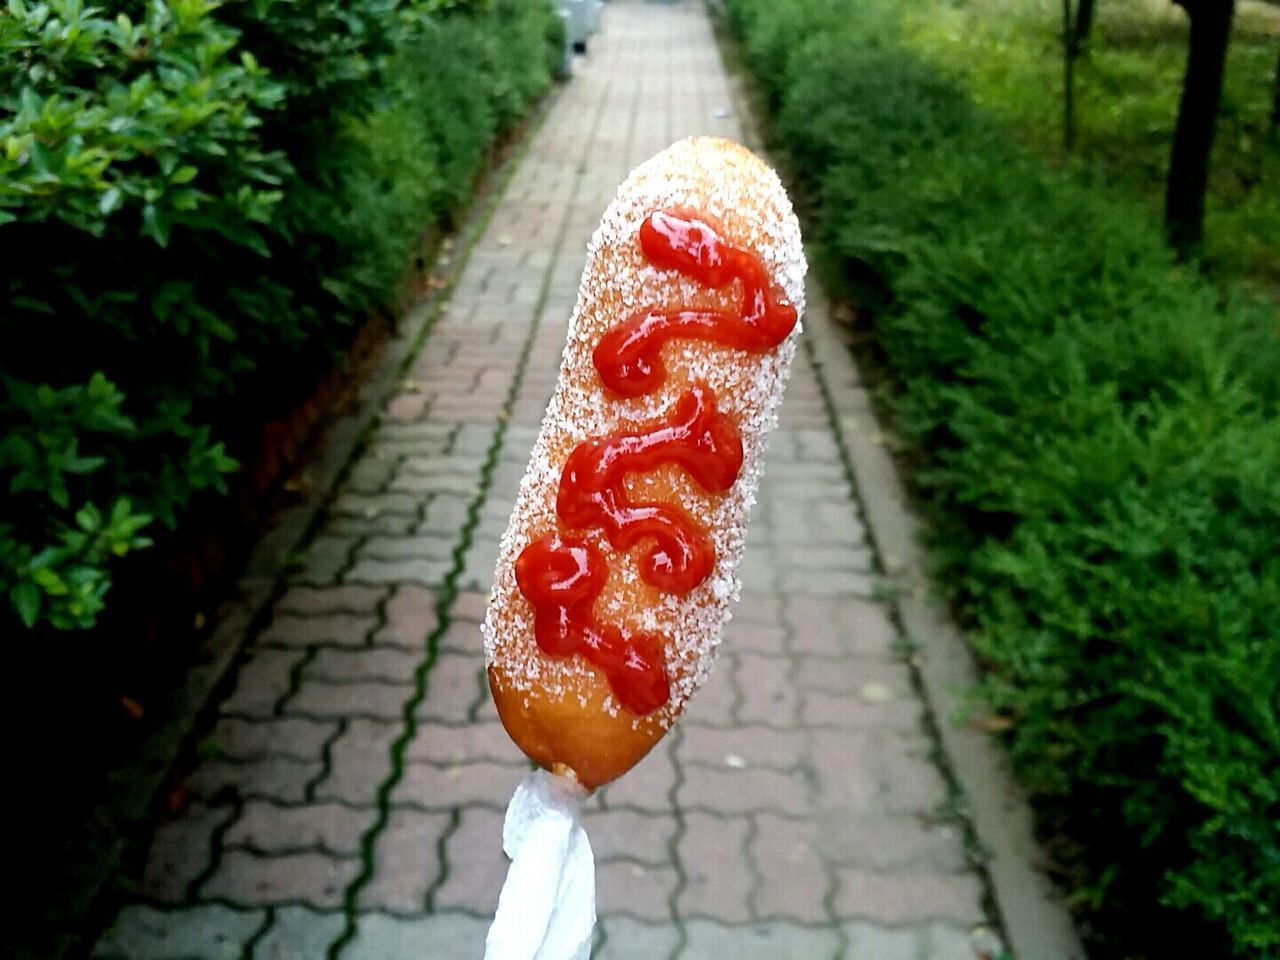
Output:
[[332, 492, 422, 518], [344, 913, 488, 960], [595, 916, 680, 960], [433, 807, 506, 913], [359, 809, 451, 911], [140, 802, 233, 902], [785, 596, 897, 657], [873, 736, 953, 816], [405, 720, 523, 766], [806, 729, 906, 814], [833, 867, 985, 926], [748, 813, 830, 923], [372, 420, 453, 446], [313, 718, 399, 806], [292, 531, 359, 584], [679, 764, 809, 817], [814, 812, 967, 872], [220, 648, 305, 716], [778, 567, 875, 597], [417, 651, 486, 722], [374, 584, 439, 646], [471, 689, 501, 723], [201, 850, 358, 908], [93, 903, 264, 960], [207, 717, 336, 762], [721, 620, 786, 654], [679, 654, 737, 727], [678, 919, 841, 960], [437, 619, 483, 654], [347, 455, 401, 492], [390, 468, 481, 499], [276, 585, 387, 616], [731, 596, 784, 624], [328, 512, 417, 537], [400, 455, 486, 480], [394, 759, 524, 809], [385, 391, 428, 421], [776, 544, 875, 574], [678, 812, 752, 921], [734, 652, 798, 726], [596, 860, 676, 922], [250, 906, 344, 960], [307, 646, 421, 684], [793, 656, 914, 697], [580, 807, 675, 866], [458, 536, 501, 592], [346, 555, 451, 585], [842, 921, 922, 960], [923, 921, 990, 960], [799, 687, 923, 732], [813, 500, 866, 542], [259, 614, 377, 648], [736, 548, 777, 594], [451, 590, 490, 623], [420, 492, 472, 535], [285, 679, 411, 720], [357, 534, 455, 563], [597, 742, 677, 812], [225, 801, 372, 855], [679, 725, 807, 771], [187, 757, 319, 804]]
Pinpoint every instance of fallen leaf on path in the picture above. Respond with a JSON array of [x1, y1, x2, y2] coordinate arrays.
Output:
[[166, 783, 190, 815], [283, 472, 311, 493], [978, 714, 1015, 734], [859, 682, 894, 703]]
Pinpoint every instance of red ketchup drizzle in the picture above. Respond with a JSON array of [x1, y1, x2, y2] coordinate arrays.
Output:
[[517, 208, 792, 716], [593, 209, 799, 397], [515, 535, 669, 716], [558, 384, 742, 593]]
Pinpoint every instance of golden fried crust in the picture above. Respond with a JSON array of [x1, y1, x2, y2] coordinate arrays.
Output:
[[489, 667, 666, 790], [482, 136, 806, 788]]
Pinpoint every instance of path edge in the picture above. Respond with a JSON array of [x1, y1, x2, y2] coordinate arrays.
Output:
[[804, 284, 1088, 960], [75, 85, 562, 959], [709, 9, 1088, 960]]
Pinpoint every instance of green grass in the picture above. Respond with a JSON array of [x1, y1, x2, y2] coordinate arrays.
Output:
[[901, 0, 1280, 293]]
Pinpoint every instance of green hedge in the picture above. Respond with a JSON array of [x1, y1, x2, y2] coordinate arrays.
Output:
[[1, 0, 559, 631], [723, 0, 1279, 955]]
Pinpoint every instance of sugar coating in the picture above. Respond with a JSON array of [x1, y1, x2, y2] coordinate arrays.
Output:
[[482, 136, 806, 731]]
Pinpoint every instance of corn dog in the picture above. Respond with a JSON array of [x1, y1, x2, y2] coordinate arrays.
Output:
[[482, 136, 805, 789]]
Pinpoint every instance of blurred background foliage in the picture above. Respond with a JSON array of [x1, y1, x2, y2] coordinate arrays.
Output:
[[0, 0, 561, 633], [722, 0, 1278, 956], [901, 0, 1279, 292]]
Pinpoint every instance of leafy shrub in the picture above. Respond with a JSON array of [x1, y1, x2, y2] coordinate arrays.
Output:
[[1, 0, 558, 632], [724, 0, 1280, 955]]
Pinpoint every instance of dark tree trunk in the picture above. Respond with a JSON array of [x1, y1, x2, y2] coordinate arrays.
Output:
[[1063, 0, 1077, 150], [1165, 0, 1236, 258], [1272, 48, 1279, 128], [1074, 0, 1096, 44]]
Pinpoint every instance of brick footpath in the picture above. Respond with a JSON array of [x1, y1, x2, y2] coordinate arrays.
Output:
[[94, 2, 999, 958]]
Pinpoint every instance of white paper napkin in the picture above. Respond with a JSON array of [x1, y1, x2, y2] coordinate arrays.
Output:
[[484, 770, 596, 960]]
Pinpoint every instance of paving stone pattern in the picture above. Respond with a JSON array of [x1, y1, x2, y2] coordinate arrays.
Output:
[[94, 2, 997, 958]]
